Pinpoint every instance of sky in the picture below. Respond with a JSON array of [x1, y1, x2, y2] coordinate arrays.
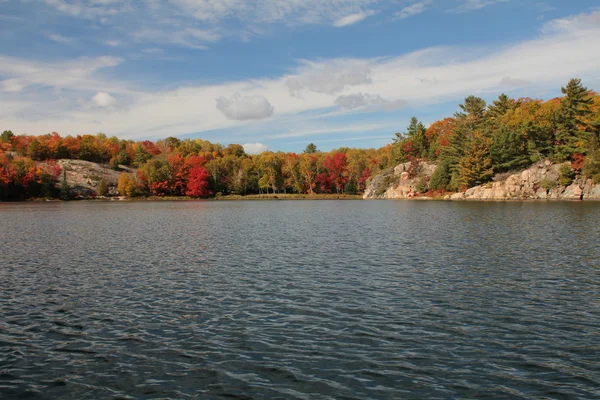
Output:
[[1, 0, 600, 153]]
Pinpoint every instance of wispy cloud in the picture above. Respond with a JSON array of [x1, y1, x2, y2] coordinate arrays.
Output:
[[333, 10, 376, 27], [102, 39, 122, 47], [268, 124, 392, 139], [452, 0, 509, 13], [397, 1, 431, 19], [0, 55, 125, 94], [133, 28, 221, 50], [46, 32, 73, 43]]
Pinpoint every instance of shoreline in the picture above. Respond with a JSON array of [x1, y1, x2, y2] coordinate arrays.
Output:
[[9, 194, 597, 203]]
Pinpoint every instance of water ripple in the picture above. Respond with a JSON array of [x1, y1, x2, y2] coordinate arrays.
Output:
[[1, 200, 599, 399]]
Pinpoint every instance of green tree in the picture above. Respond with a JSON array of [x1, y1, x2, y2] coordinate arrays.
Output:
[[60, 170, 70, 200], [304, 143, 318, 154], [429, 161, 451, 191], [456, 131, 494, 188], [489, 126, 531, 172], [555, 78, 593, 160], [97, 179, 108, 196], [406, 117, 428, 159], [1, 130, 14, 143], [487, 93, 518, 120]]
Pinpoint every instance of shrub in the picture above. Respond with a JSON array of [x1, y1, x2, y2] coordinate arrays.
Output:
[[375, 174, 397, 196], [97, 179, 108, 196], [558, 164, 575, 186], [539, 179, 556, 191], [429, 162, 450, 191], [415, 176, 429, 193]]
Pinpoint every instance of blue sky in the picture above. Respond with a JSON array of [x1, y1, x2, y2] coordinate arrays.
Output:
[[1, 0, 600, 153]]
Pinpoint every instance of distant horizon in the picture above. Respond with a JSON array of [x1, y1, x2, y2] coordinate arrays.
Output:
[[1, 0, 600, 152]]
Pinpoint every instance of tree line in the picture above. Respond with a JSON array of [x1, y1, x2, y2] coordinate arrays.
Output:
[[1, 78, 599, 200]]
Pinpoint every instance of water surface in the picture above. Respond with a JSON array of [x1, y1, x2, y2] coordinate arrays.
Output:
[[1, 200, 599, 399]]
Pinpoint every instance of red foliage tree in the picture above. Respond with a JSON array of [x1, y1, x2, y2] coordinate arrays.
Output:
[[186, 166, 211, 197]]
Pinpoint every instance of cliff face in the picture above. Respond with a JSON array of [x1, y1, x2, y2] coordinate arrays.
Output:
[[363, 161, 437, 199], [449, 161, 600, 200]]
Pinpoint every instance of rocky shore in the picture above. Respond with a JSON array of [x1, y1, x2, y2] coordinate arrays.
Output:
[[364, 160, 600, 200]]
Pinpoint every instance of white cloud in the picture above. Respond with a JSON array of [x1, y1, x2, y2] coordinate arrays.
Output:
[[286, 60, 373, 96], [171, 0, 374, 25], [91, 92, 116, 107], [0, 55, 125, 93], [2, 11, 600, 143], [269, 123, 392, 139], [335, 93, 408, 110], [242, 142, 269, 154], [541, 10, 600, 34], [133, 28, 221, 49], [452, 0, 509, 13], [333, 10, 376, 27], [216, 94, 275, 120], [41, 0, 377, 47], [102, 39, 122, 47], [47, 33, 73, 43], [499, 76, 530, 88], [0, 79, 25, 92], [397, 1, 431, 19]]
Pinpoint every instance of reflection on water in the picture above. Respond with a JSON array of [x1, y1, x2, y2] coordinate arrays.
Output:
[[1, 200, 599, 399]]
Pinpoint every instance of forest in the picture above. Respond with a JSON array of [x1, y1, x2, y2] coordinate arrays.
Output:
[[1, 78, 599, 201]]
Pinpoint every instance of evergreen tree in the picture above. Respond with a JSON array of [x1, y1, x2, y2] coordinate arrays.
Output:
[[1, 130, 14, 143], [487, 93, 519, 120], [304, 143, 318, 154], [429, 161, 451, 191], [406, 117, 428, 159], [490, 126, 531, 172], [457, 131, 494, 188], [555, 78, 593, 160], [454, 96, 487, 122], [60, 170, 70, 200]]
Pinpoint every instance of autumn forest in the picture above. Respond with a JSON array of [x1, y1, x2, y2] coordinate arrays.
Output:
[[1, 79, 599, 201]]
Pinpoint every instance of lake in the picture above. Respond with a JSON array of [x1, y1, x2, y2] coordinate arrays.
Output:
[[1, 200, 599, 399]]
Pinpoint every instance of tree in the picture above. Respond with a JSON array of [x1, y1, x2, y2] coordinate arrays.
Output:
[[487, 93, 519, 120], [186, 166, 211, 197], [455, 96, 487, 121], [429, 161, 451, 191], [323, 152, 348, 193], [456, 131, 494, 188], [489, 126, 531, 172], [555, 78, 594, 160], [60, 170, 70, 200], [97, 179, 108, 196], [1, 130, 14, 144], [304, 143, 318, 154], [117, 173, 137, 197]]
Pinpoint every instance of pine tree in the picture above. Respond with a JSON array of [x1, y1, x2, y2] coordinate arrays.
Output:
[[487, 93, 519, 120], [457, 131, 494, 188], [555, 78, 593, 160], [490, 126, 531, 172], [304, 143, 318, 154], [406, 117, 428, 159], [60, 170, 70, 200]]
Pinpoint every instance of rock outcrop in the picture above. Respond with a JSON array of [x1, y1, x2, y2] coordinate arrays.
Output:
[[51, 159, 135, 197], [449, 161, 600, 200], [365, 160, 600, 200], [363, 161, 437, 199]]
